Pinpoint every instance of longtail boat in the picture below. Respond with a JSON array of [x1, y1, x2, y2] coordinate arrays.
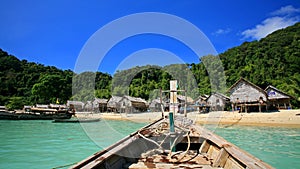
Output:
[[71, 115, 273, 169], [0, 107, 74, 120]]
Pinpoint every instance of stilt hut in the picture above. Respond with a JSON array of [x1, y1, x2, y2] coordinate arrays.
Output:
[[177, 95, 194, 113], [149, 98, 167, 112], [84, 101, 93, 112], [265, 85, 293, 110], [93, 98, 108, 112], [119, 96, 148, 113], [206, 92, 230, 111], [107, 96, 122, 113], [228, 78, 268, 112], [193, 95, 209, 113]]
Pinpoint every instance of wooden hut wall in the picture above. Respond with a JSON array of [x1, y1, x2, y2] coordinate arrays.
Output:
[[93, 99, 108, 112], [107, 96, 122, 112], [207, 95, 226, 111], [229, 81, 267, 103], [119, 98, 131, 113]]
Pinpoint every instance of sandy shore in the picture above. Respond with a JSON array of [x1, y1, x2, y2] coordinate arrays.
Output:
[[75, 109, 300, 127]]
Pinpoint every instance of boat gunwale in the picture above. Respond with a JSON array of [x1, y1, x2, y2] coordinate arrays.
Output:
[[199, 126, 274, 169], [71, 117, 164, 169]]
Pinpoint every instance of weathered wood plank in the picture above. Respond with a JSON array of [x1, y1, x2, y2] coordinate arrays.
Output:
[[212, 148, 229, 167]]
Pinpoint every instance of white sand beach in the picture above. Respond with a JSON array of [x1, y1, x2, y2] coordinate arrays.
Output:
[[75, 109, 300, 127]]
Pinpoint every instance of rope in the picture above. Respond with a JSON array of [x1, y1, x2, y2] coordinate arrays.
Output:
[[176, 131, 191, 162], [138, 130, 164, 151], [168, 131, 191, 162]]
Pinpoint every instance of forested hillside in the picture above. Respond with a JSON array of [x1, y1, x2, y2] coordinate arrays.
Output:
[[0, 22, 299, 109], [0, 49, 112, 109], [112, 22, 300, 105], [220, 22, 300, 103]]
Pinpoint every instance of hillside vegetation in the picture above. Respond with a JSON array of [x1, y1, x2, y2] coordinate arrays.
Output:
[[0, 22, 299, 109]]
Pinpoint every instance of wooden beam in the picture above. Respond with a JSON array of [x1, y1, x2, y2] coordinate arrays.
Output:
[[199, 140, 210, 153], [212, 148, 229, 167]]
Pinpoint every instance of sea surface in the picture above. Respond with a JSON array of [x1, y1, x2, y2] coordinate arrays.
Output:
[[0, 120, 299, 169]]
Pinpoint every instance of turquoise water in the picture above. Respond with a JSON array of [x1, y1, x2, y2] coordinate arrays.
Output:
[[0, 120, 299, 169], [0, 120, 146, 169], [214, 125, 300, 169]]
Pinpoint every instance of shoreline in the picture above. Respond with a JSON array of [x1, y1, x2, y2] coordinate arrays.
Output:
[[75, 109, 300, 128]]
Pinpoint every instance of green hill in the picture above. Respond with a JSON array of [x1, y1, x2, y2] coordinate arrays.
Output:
[[220, 22, 300, 102]]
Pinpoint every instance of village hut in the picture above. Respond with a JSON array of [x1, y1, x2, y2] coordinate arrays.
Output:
[[228, 77, 268, 112], [206, 92, 230, 111], [265, 85, 293, 110], [193, 95, 209, 113], [93, 98, 108, 112], [149, 98, 168, 112], [84, 101, 94, 112], [177, 95, 194, 113], [177, 95, 193, 104], [107, 96, 123, 112], [67, 101, 85, 112], [119, 95, 148, 113]]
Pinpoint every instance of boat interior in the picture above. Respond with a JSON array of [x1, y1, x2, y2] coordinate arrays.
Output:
[[71, 117, 272, 169]]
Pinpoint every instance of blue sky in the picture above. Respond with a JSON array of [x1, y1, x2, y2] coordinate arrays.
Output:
[[0, 0, 299, 75]]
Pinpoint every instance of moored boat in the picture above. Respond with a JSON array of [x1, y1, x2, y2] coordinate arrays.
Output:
[[71, 115, 273, 169], [0, 106, 74, 120]]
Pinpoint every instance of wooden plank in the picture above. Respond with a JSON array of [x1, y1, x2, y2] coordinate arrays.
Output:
[[199, 140, 210, 153], [195, 125, 274, 169], [212, 148, 229, 168], [223, 156, 244, 169]]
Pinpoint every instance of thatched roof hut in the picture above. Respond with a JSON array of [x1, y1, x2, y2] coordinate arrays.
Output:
[[228, 78, 268, 112], [149, 98, 168, 112], [107, 96, 123, 112], [193, 95, 208, 105], [177, 95, 193, 104], [93, 98, 108, 112], [206, 92, 230, 111], [265, 85, 293, 109], [119, 96, 148, 113]]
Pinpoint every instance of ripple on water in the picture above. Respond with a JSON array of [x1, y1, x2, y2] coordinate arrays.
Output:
[[214, 125, 300, 168]]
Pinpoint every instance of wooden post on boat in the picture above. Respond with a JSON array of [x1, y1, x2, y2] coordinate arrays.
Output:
[[184, 89, 187, 117], [170, 80, 178, 115], [169, 80, 177, 152], [160, 88, 164, 118]]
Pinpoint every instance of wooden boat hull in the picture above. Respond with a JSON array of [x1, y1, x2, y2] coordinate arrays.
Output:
[[0, 111, 73, 120], [71, 117, 274, 169]]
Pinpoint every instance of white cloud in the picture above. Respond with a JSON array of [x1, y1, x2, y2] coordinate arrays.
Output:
[[271, 5, 300, 16], [213, 28, 231, 36], [241, 5, 300, 40]]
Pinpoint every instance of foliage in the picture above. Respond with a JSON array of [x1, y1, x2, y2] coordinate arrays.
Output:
[[6, 97, 27, 110]]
